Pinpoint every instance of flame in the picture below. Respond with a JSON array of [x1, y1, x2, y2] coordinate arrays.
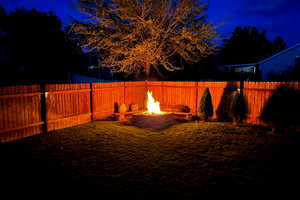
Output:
[[145, 90, 164, 114]]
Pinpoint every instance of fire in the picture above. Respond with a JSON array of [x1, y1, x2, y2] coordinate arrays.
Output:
[[145, 90, 164, 114]]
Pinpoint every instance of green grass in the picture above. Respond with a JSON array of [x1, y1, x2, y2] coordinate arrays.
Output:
[[1, 121, 299, 197]]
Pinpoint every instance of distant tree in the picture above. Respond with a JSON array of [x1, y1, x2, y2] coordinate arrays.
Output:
[[272, 36, 287, 53], [165, 53, 221, 81], [0, 7, 7, 44], [197, 88, 213, 121], [220, 26, 287, 65], [0, 7, 7, 42], [72, 0, 217, 77], [0, 8, 86, 83], [0, 7, 5, 21], [0, 7, 11, 79]]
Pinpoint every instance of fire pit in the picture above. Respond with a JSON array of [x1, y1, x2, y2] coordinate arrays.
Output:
[[123, 90, 190, 130], [128, 112, 176, 130]]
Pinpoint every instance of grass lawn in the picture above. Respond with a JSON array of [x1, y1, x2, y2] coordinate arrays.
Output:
[[1, 121, 300, 198]]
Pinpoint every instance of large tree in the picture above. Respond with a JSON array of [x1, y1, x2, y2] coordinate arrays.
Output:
[[72, 0, 217, 76]]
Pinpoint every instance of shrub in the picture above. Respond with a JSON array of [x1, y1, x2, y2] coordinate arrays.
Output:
[[216, 82, 238, 121], [197, 88, 213, 121], [260, 85, 300, 133], [229, 89, 248, 125]]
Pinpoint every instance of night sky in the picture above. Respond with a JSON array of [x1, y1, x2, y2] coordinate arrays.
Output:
[[1, 0, 299, 47]]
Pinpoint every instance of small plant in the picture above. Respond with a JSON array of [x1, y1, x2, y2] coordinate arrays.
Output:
[[229, 89, 248, 126], [197, 88, 213, 121]]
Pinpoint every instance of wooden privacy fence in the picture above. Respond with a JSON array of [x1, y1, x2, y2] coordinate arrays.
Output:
[[0, 82, 147, 142], [1, 81, 299, 142], [243, 82, 300, 124], [0, 85, 42, 142], [45, 84, 91, 131], [92, 82, 146, 120], [146, 81, 240, 119]]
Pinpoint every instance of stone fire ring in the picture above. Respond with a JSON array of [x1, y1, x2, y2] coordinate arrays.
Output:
[[125, 112, 185, 130]]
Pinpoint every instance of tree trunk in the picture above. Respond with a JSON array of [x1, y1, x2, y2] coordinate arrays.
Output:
[[153, 64, 164, 78], [145, 63, 151, 77]]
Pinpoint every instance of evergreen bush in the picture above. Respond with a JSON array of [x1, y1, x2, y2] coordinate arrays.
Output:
[[197, 88, 213, 121], [229, 89, 248, 125], [260, 85, 300, 133]]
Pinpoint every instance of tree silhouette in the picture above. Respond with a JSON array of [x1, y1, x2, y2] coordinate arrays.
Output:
[[72, 0, 217, 77], [220, 26, 287, 65], [0, 7, 5, 22], [0, 8, 86, 84], [0, 7, 8, 68], [272, 36, 287, 54]]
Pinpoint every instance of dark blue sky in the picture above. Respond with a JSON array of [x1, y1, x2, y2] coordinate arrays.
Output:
[[1, 0, 299, 47]]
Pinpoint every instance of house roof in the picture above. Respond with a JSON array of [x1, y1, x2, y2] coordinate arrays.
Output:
[[225, 43, 300, 68], [259, 43, 300, 64], [224, 63, 258, 68]]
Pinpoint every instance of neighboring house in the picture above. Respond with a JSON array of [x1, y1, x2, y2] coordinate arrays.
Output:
[[222, 43, 300, 81]]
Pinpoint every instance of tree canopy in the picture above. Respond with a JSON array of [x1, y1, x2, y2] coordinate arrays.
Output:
[[220, 26, 287, 65], [72, 0, 217, 76], [0, 7, 86, 83]]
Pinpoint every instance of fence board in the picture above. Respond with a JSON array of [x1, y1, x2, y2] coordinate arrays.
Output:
[[0, 85, 42, 142], [124, 82, 147, 111], [92, 82, 125, 119], [244, 81, 300, 125], [162, 81, 197, 114], [46, 83, 91, 131]]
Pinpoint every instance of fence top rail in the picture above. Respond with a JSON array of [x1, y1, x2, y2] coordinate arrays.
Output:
[[92, 82, 124, 89], [0, 92, 41, 98], [45, 83, 90, 92], [0, 81, 299, 94], [244, 82, 300, 90], [47, 89, 91, 94], [0, 85, 40, 95]]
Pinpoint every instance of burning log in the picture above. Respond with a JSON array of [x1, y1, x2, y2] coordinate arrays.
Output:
[[161, 105, 190, 113]]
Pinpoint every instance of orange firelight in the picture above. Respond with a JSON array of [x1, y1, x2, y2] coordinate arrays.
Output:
[[145, 90, 164, 115]]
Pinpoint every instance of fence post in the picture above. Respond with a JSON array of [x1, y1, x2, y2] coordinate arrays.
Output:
[[40, 83, 48, 134], [144, 80, 148, 110], [123, 81, 126, 104], [195, 81, 198, 116], [90, 83, 94, 121], [240, 80, 244, 96]]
